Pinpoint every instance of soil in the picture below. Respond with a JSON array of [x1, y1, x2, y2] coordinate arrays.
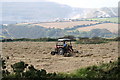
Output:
[[2, 41, 118, 73]]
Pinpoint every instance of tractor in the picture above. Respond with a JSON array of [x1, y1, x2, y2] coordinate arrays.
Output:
[[51, 38, 74, 57]]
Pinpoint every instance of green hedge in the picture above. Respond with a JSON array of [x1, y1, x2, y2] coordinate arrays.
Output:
[[1, 38, 58, 42], [76, 37, 107, 44], [76, 37, 120, 44]]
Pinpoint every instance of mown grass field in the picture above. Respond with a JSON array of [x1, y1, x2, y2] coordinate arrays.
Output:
[[2, 55, 119, 79], [77, 23, 118, 33], [16, 21, 99, 29], [2, 41, 118, 73], [57, 58, 119, 79]]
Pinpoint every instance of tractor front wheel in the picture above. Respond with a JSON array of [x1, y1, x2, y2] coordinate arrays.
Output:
[[51, 51, 56, 55]]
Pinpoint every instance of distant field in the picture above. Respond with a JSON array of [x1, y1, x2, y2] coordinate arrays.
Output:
[[16, 20, 118, 34], [17, 21, 99, 29], [77, 23, 118, 33], [86, 17, 119, 23], [34, 21, 99, 29]]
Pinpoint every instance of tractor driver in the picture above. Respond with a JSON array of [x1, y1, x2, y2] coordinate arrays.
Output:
[[63, 41, 68, 52], [63, 41, 67, 47]]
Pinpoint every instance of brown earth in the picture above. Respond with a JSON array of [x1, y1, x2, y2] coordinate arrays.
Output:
[[2, 41, 118, 73]]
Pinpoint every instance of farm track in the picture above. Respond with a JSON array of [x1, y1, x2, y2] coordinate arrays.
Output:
[[2, 41, 118, 73]]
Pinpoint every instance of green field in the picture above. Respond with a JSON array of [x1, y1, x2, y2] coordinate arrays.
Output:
[[86, 17, 119, 23]]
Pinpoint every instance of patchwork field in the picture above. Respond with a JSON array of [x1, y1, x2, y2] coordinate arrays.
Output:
[[87, 17, 118, 23], [16, 21, 118, 33], [2, 41, 118, 73], [17, 21, 99, 29], [78, 23, 118, 33]]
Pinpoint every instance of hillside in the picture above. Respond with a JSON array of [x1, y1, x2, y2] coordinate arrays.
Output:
[[1, 21, 117, 38], [16, 20, 118, 33], [77, 23, 118, 33], [1, 2, 118, 24], [70, 7, 118, 19], [17, 21, 99, 29]]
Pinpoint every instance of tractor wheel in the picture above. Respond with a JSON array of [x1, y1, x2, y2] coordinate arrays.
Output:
[[51, 51, 56, 55], [58, 48, 64, 55]]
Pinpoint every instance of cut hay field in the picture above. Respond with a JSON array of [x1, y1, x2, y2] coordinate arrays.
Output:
[[16, 21, 118, 33], [2, 41, 118, 73], [77, 23, 118, 33], [17, 21, 99, 29], [34, 21, 99, 29]]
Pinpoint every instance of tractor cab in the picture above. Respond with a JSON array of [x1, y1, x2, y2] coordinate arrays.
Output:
[[56, 38, 72, 48]]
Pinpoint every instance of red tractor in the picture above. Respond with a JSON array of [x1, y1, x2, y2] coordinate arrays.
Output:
[[51, 38, 74, 57]]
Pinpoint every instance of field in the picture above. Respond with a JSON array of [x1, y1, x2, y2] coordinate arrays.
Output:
[[86, 17, 119, 23], [16, 20, 118, 34], [17, 21, 99, 29], [2, 41, 118, 73], [77, 23, 118, 33]]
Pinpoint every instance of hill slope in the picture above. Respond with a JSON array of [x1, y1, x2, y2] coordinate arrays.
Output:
[[1, 22, 117, 38], [1, 1, 118, 24], [77, 23, 118, 33]]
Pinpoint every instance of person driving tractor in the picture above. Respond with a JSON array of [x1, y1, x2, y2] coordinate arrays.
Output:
[[63, 41, 67, 47], [63, 41, 69, 52]]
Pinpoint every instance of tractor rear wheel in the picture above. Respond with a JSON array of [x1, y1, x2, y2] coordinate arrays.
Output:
[[58, 48, 64, 55]]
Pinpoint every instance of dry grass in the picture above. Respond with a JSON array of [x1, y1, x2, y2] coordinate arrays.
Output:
[[77, 23, 118, 33], [16, 21, 98, 29], [2, 41, 118, 73]]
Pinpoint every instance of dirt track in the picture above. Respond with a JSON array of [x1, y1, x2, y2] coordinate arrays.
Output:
[[2, 42, 118, 73]]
